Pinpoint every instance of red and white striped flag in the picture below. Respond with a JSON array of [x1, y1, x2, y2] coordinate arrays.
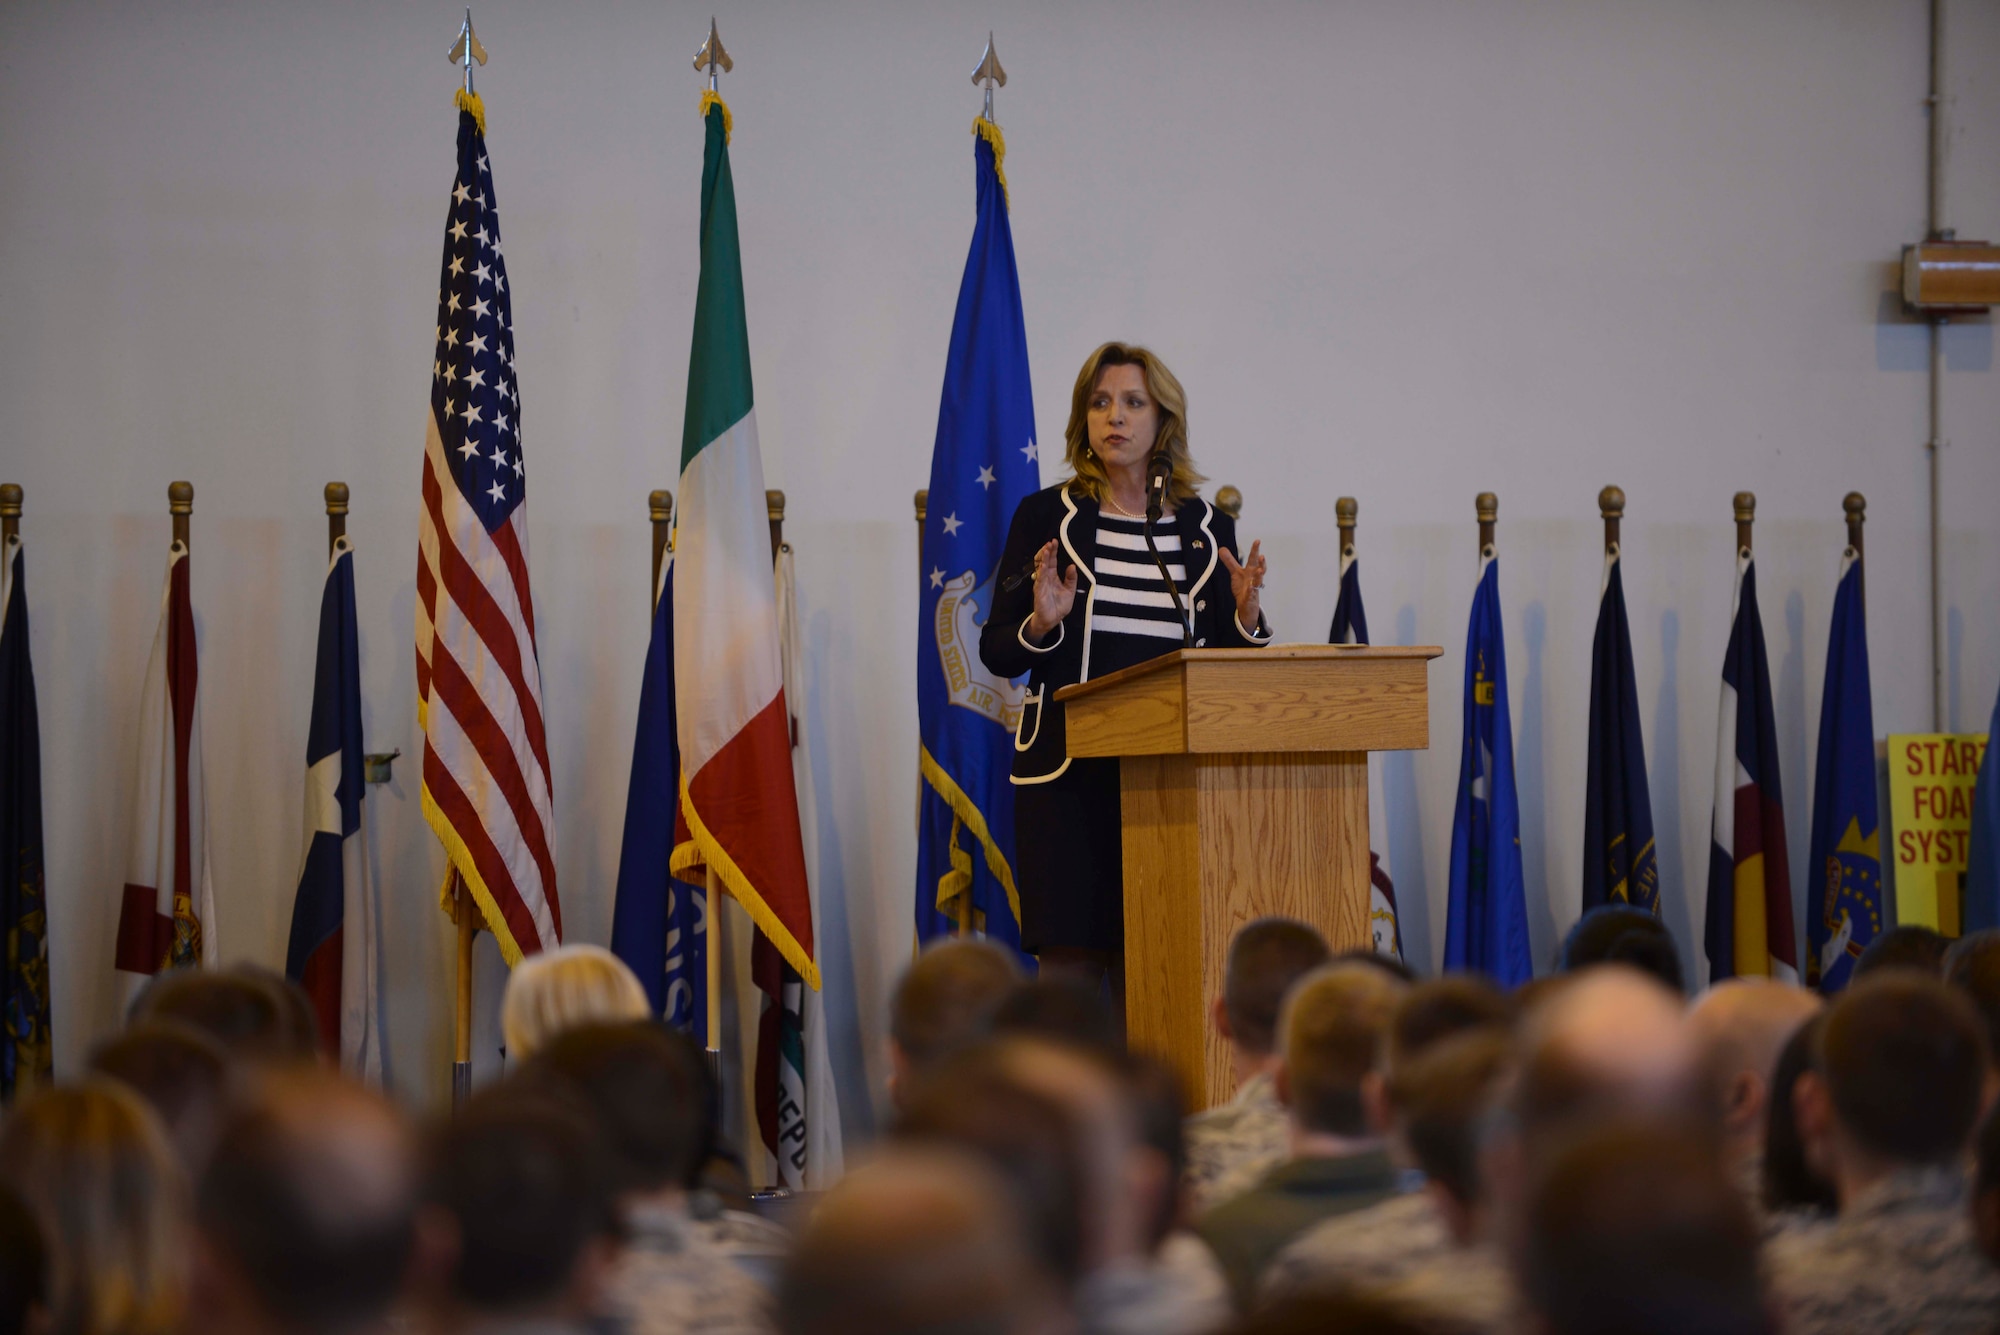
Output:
[[115, 537, 217, 1004], [415, 89, 560, 962]]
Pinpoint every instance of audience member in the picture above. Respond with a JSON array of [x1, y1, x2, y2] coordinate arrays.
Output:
[[777, 1146, 1070, 1335], [1197, 962, 1405, 1308], [499, 944, 651, 1062], [1558, 905, 1684, 995], [1333, 948, 1417, 986], [0, 1185, 47, 1335], [1265, 1030, 1516, 1332], [1943, 928, 2000, 1064], [1852, 924, 1950, 979], [191, 1068, 420, 1335], [1975, 1106, 2000, 1268], [131, 965, 320, 1067], [421, 1084, 624, 1334], [1767, 974, 2000, 1335], [526, 1021, 775, 1334], [1223, 1289, 1442, 1335], [1514, 1121, 1770, 1335], [0, 1080, 186, 1335], [993, 975, 1125, 1055], [86, 1020, 232, 1175], [1685, 977, 1822, 1204], [887, 939, 1023, 1107], [1262, 978, 1514, 1302], [1761, 1012, 1838, 1223], [1184, 919, 1331, 1212]]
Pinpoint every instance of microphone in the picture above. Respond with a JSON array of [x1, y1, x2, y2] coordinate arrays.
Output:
[[1139, 452, 1194, 648]]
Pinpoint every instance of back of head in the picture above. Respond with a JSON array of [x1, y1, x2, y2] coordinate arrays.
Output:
[[992, 976, 1122, 1056], [135, 966, 320, 1067], [1944, 929, 2000, 1063], [1561, 907, 1684, 996], [197, 1068, 418, 1334], [1281, 962, 1405, 1138], [895, 1041, 1090, 1288], [0, 1185, 45, 1335], [1114, 1052, 1187, 1248], [499, 944, 650, 1062], [1853, 924, 1949, 980], [1391, 1028, 1515, 1209], [1686, 979, 1821, 1139], [1388, 975, 1515, 1074], [1817, 973, 1988, 1166], [1976, 1106, 2000, 1265], [424, 1083, 620, 1314], [1225, 1290, 1444, 1335], [1761, 1013, 1837, 1215], [0, 1079, 185, 1335], [523, 1020, 710, 1196], [779, 1146, 1063, 1335], [88, 1020, 232, 1174], [1224, 918, 1332, 1058], [1513, 966, 1705, 1155], [891, 940, 1023, 1071], [1517, 1121, 1767, 1335]]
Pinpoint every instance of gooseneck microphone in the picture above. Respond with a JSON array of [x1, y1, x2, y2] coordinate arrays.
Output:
[[1141, 452, 1195, 648]]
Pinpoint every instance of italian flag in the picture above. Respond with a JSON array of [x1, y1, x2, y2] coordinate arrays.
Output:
[[672, 95, 818, 988]]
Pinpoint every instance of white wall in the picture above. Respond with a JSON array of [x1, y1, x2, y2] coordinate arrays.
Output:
[[3, 0, 1997, 1138]]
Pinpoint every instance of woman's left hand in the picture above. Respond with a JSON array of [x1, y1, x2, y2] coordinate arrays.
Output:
[[1219, 539, 1266, 632]]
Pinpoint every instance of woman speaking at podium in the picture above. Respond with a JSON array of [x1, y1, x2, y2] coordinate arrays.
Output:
[[981, 342, 1273, 998]]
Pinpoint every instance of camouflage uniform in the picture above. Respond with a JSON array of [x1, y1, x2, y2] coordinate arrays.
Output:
[[1371, 1244, 1517, 1335], [1184, 1070, 1289, 1214], [606, 1201, 777, 1335], [1765, 1165, 2000, 1335], [1259, 1190, 1452, 1301], [1078, 1231, 1234, 1335]]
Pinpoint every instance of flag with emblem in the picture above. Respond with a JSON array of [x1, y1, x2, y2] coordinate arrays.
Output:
[[115, 539, 217, 998], [1704, 550, 1797, 982], [286, 538, 386, 1079], [914, 117, 1037, 955], [1445, 548, 1531, 985], [0, 523, 51, 1097], [414, 88, 560, 962], [1328, 546, 1401, 959], [1805, 546, 1880, 992], [1581, 541, 1659, 915], [671, 91, 817, 992], [1966, 682, 2000, 935]]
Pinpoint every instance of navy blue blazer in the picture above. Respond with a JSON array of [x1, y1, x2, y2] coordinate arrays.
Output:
[[979, 483, 1272, 784]]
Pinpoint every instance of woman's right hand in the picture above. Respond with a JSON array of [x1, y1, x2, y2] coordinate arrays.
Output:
[[1025, 539, 1079, 643]]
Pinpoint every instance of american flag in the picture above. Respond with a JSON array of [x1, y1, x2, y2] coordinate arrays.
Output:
[[415, 92, 560, 963]]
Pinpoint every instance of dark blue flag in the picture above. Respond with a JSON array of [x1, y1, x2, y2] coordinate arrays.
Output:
[[0, 532, 49, 1098], [611, 564, 707, 1031], [1582, 548, 1658, 915], [915, 119, 1038, 955], [1445, 553, 1532, 984], [1806, 551, 1881, 992], [285, 540, 384, 1079], [1966, 681, 2000, 935]]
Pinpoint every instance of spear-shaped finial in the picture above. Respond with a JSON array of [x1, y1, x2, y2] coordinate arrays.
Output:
[[972, 33, 1006, 121], [449, 8, 488, 95], [694, 18, 733, 92]]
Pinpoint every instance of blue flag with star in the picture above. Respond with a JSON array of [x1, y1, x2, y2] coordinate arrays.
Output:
[[1806, 550, 1881, 991], [1445, 552, 1532, 985], [915, 119, 1036, 955]]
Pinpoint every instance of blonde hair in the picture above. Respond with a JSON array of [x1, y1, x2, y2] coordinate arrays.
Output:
[[0, 1080, 187, 1335], [1281, 963, 1406, 1138], [501, 944, 651, 1060], [1062, 342, 1207, 505]]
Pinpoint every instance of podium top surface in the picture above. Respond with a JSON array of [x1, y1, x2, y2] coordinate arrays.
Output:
[[1056, 645, 1444, 758]]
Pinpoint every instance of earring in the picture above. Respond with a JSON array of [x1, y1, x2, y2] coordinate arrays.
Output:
[[1085, 447, 1095, 459]]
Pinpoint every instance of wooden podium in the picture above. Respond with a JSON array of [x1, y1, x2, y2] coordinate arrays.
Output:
[[1056, 645, 1441, 1109]]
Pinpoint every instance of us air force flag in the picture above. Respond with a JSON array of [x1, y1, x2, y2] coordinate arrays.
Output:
[[915, 118, 1037, 953], [1328, 550, 1401, 959], [1805, 549, 1881, 992], [1445, 550, 1532, 986], [1581, 544, 1658, 915], [610, 561, 708, 1035], [286, 538, 385, 1081]]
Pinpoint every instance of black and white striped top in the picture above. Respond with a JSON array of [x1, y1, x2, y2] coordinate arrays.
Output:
[[1090, 509, 1193, 676]]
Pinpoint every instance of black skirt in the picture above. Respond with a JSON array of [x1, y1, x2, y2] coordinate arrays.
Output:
[[1012, 756, 1124, 955]]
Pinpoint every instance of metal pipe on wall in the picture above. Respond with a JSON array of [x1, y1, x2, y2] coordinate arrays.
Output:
[[1926, 0, 1949, 731]]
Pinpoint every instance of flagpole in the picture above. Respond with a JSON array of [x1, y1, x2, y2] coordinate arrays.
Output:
[[650, 490, 674, 600], [1336, 496, 1356, 567], [325, 483, 348, 558], [1215, 485, 1243, 520], [1477, 492, 1497, 558], [0, 484, 18, 544], [1600, 486, 1624, 557], [170, 481, 193, 549], [453, 872, 474, 1106], [705, 865, 723, 1083], [1844, 492, 1866, 608]]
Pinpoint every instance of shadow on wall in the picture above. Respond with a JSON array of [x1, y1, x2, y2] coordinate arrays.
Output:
[[1781, 590, 1809, 953], [1388, 604, 1432, 973], [1652, 608, 1696, 987], [1518, 600, 1557, 970]]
